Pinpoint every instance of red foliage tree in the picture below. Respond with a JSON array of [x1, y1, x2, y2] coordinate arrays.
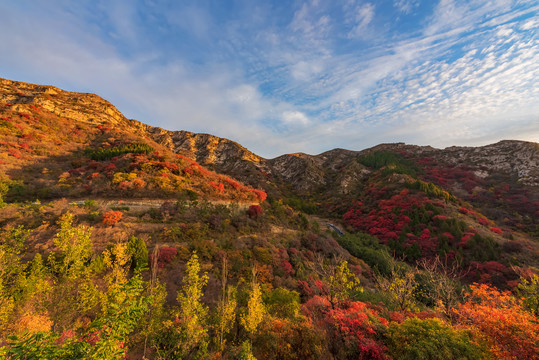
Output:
[[149, 246, 178, 268], [247, 204, 263, 219]]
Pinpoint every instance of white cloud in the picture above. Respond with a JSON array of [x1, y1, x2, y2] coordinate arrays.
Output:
[[282, 111, 310, 126], [394, 0, 420, 14], [520, 17, 539, 30], [347, 3, 375, 38], [0, 0, 536, 158]]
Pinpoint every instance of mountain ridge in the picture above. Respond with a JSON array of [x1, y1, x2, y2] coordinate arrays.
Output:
[[2, 77, 537, 209], [1, 77, 538, 359]]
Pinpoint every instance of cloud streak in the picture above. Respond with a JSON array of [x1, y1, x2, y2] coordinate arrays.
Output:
[[0, 0, 536, 157]]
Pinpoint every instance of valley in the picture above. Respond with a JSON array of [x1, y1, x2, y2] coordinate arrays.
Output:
[[0, 77, 537, 359]]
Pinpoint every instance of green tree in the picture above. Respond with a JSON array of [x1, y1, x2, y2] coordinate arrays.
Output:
[[5, 272, 150, 360], [263, 287, 300, 319], [0, 226, 30, 334], [19, 253, 52, 313], [53, 213, 93, 279], [517, 273, 539, 316], [0, 172, 10, 207], [310, 255, 363, 308], [127, 235, 148, 270], [387, 317, 485, 360]]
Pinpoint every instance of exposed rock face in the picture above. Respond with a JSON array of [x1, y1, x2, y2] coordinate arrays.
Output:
[[1, 77, 537, 196], [0, 78, 128, 126], [440, 141, 539, 187]]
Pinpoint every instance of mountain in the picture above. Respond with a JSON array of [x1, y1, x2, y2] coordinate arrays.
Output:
[[0, 78, 267, 204], [1, 77, 538, 359]]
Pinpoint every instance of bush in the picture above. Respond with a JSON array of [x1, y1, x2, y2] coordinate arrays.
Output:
[[464, 234, 500, 263], [387, 317, 485, 360], [102, 211, 123, 226], [263, 288, 300, 318], [337, 233, 392, 276], [85, 142, 154, 161], [247, 204, 263, 219], [149, 246, 178, 268]]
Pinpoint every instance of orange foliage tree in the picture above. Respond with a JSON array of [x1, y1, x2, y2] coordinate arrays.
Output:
[[452, 283, 539, 360], [102, 211, 123, 226]]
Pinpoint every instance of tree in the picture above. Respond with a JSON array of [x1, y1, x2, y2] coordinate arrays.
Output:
[[241, 267, 266, 338], [53, 213, 92, 279], [517, 273, 539, 316], [387, 317, 485, 360], [175, 251, 209, 358], [417, 256, 463, 318], [5, 271, 150, 360], [215, 255, 237, 353], [0, 172, 9, 207], [309, 254, 363, 308], [0, 226, 32, 335], [452, 283, 539, 359], [377, 264, 418, 312], [127, 235, 148, 270]]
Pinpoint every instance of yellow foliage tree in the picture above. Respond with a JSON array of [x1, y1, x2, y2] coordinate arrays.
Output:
[[378, 264, 418, 312], [176, 251, 209, 358], [53, 213, 92, 279], [215, 256, 237, 353], [325, 260, 363, 307], [241, 267, 266, 337]]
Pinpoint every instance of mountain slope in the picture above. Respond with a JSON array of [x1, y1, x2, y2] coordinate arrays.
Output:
[[0, 78, 266, 204], [1, 77, 537, 236], [1, 77, 538, 359]]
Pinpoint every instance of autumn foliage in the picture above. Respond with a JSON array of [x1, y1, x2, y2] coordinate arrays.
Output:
[[247, 204, 263, 219], [102, 210, 123, 226], [452, 283, 539, 359]]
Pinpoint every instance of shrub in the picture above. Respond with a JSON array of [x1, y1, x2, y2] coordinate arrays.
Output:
[[102, 211, 123, 226], [247, 204, 263, 219], [85, 143, 155, 161], [149, 246, 178, 268], [325, 301, 388, 359], [263, 288, 300, 318], [453, 283, 539, 359], [250, 189, 267, 202], [337, 233, 392, 276], [387, 317, 485, 360]]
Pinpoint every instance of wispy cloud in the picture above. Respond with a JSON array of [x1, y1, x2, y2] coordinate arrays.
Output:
[[0, 0, 536, 157], [346, 2, 376, 38], [394, 0, 420, 14]]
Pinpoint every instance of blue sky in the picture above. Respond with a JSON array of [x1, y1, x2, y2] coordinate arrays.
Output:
[[0, 0, 537, 158]]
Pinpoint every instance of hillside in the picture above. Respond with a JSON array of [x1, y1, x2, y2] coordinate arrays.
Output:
[[0, 78, 538, 359]]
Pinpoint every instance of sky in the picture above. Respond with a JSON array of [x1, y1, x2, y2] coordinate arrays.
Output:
[[0, 0, 537, 158]]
